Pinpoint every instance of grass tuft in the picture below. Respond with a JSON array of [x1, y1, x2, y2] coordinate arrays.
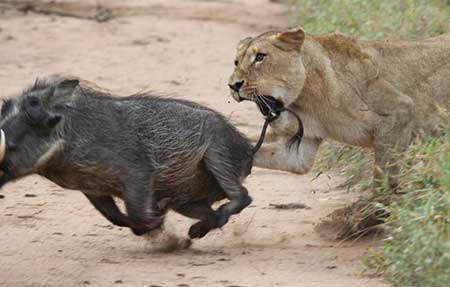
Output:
[[364, 135, 450, 287]]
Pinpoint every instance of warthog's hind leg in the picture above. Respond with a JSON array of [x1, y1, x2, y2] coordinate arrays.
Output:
[[204, 149, 252, 227], [174, 200, 222, 239]]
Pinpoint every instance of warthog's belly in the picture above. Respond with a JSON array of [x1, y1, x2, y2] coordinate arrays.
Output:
[[154, 164, 226, 208], [45, 168, 123, 197]]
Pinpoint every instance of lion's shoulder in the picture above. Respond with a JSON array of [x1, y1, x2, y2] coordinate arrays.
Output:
[[312, 33, 371, 62]]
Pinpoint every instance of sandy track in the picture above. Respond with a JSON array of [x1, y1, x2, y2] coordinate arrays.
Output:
[[0, 1, 387, 286]]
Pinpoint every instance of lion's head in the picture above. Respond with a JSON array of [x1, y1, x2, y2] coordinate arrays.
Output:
[[228, 28, 307, 107]]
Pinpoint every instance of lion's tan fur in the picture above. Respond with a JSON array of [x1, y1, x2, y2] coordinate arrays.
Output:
[[228, 28, 450, 186]]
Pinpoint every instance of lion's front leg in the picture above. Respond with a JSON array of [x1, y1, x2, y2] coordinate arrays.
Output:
[[373, 124, 412, 190], [367, 79, 414, 189], [254, 137, 322, 174]]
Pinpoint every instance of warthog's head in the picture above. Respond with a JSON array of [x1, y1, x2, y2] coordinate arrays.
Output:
[[0, 78, 79, 188]]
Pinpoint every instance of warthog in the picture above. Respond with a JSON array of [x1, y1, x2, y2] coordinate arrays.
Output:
[[0, 76, 254, 239]]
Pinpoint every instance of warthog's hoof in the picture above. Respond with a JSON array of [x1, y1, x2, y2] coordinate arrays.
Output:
[[216, 213, 230, 228], [188, 222, 212, 239], [131, 218, 164, 236]]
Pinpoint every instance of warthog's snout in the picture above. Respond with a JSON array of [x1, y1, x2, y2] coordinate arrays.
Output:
[[0, 129, 6, 165]]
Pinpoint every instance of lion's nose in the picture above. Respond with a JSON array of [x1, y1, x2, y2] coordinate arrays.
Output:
[[228, 80, 245, 92]]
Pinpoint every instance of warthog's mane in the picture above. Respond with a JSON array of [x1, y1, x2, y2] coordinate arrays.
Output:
[[24, 77, 217, 115]]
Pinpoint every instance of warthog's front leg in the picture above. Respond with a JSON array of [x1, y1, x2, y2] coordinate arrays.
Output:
[[84, 194, 130, 227], [122, 178, 164, 236], [254, 137, 322, 174]]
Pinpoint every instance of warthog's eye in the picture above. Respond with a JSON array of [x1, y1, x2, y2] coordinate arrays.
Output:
[[234, 60, 239, 66], [254, 53, 266, 64], [23, 97, 46, 124], [28, 97, 39, 107]]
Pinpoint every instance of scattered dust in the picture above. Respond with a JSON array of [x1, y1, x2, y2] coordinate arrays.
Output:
[[229, 219, 292, 248], [143, 224, 192, 252]]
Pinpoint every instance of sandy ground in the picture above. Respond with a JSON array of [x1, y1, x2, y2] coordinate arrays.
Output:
[[0, 1, 388, 286]]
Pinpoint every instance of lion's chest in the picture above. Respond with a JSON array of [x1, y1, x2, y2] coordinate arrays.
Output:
[[271, 108, 374, 147], [327, 123, 374, 147], [270, 111, 327, 140]]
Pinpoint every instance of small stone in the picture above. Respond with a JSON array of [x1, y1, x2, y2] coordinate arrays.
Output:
[[217, 258, 231, 262]]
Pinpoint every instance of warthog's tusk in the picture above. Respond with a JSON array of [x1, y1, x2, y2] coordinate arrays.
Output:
[[0, 129, 6, 164]]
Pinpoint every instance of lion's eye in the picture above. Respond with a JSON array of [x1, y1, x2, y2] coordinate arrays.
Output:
[[254, 53, 266, 64], [234, 60, 239, 66]]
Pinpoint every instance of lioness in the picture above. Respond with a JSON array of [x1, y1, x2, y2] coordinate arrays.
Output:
[[228, 28, 450, 187]]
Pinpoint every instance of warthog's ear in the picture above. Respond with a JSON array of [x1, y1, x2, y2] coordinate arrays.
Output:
[[272, 27, 305, 51], [54, 79, 79, 98]]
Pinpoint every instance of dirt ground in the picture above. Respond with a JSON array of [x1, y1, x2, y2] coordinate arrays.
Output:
[[0, 1, 388, 286]]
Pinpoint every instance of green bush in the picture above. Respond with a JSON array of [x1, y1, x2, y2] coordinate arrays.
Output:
[[377, 136, 450, 287], [288, 0, 450, 40], [288, 1, 450, 286]]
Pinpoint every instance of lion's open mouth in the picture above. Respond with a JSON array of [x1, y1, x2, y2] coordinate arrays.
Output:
[[236, 94, 304, 149], [253, 95, 304, 149], [254, 95, 284, 119]]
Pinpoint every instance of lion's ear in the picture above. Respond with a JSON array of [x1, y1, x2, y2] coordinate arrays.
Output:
[[237, 37, 253, 50], [273, 27, 305, 51]]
